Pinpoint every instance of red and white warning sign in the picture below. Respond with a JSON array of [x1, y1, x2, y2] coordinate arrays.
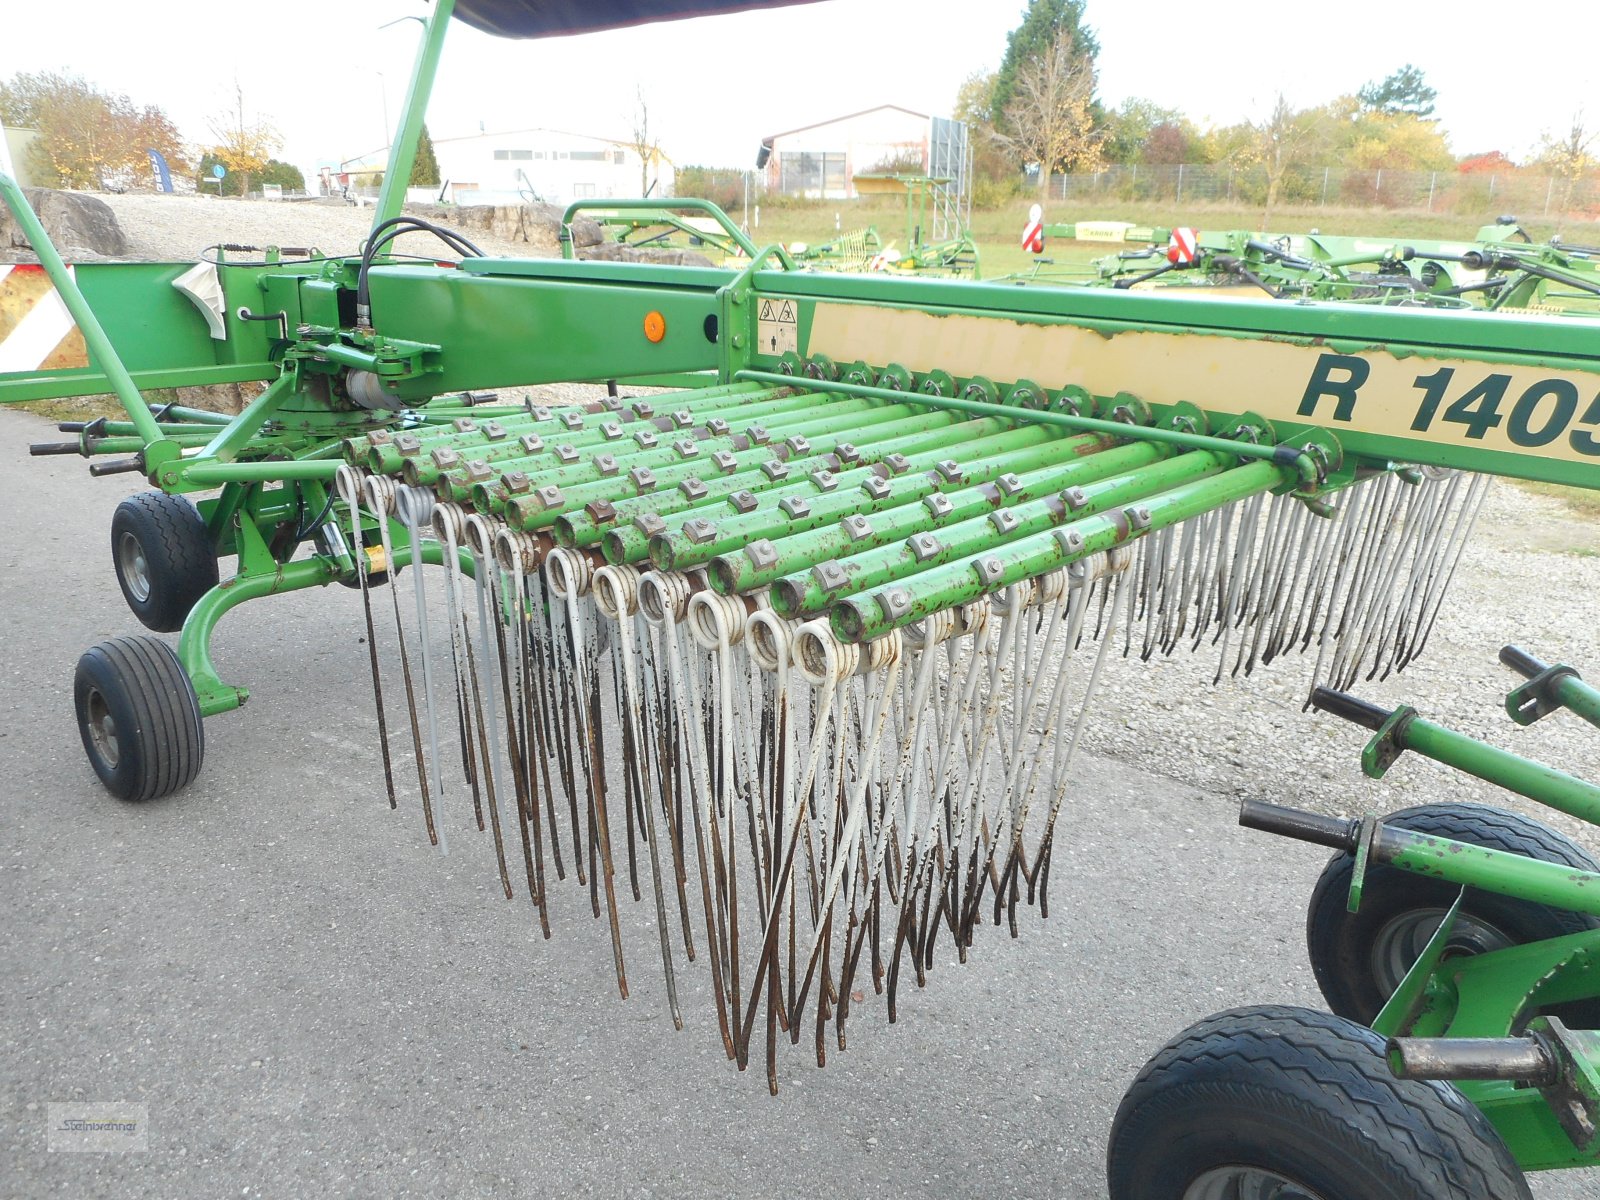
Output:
[[1021, 203, 1044, 254], [1166, 226, 1200, 265], [0, 263, 88, 373]]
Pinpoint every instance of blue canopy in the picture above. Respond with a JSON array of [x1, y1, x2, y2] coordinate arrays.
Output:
[[453, 0, 827, 38]]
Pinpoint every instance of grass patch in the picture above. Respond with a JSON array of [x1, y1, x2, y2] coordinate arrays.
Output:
[[1516, 480, 1600, 518], [14, 395, 126, 424]]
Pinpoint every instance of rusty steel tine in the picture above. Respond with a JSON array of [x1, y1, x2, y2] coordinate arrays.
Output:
[[402, 496, 452, 840], [1035, 826, 1057, 919], [885, 863, 919, 1022], [339, 470, 398, 810], [458, 626, 490, 831], [765, 921, 780, 1095], [368, 480, 438, 848], [654, 653, 696, 960], [612, 599, 682, 1029], [436, 516, 484, 832], [615, 646, 643, 905], [833, 906, 861, 1051], [870, 877, 884, 994], [525, 571, 568, 883], [434, 520, 479, 796], [549, 603, 588, 888], [1005, 845, 1022, 938], [459, 623, 512, 896], [1411, 475, 1489, 665], [499, 568, 542, 907], [524, 598, 556, 940], [569, 595, 628, 999]]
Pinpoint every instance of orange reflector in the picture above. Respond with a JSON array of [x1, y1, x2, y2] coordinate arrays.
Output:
[[643, 310, 666, 342]]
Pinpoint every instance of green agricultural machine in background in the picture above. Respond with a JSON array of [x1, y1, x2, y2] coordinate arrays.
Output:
[[2, 1, 1598, 1195], [581, 176, 978, 278], [1013, 215, 1600, 313]]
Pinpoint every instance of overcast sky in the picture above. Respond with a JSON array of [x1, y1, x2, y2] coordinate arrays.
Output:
[[3, 0, 1595, 181]]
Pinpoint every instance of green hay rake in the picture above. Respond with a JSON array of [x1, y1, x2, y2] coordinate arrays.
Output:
[[2, 1, 1598, 1195]]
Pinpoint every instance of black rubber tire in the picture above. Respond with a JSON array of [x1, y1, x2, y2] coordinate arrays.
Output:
[[111, 492, 219, 633], [74, 635, 205, 802], [1307, 802, 1600, 1027], [1107, 1004, 1531, 1200]]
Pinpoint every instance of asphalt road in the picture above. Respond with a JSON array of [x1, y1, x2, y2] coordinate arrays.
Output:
[[2, 405, 1594, 1199]]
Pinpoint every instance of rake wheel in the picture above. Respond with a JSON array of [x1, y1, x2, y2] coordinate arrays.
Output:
[[111, 492, 218, 633], [1107, 1005, 1530, 1200], [74, 635, 205, 802], [1306, 802, 1600, 1028]]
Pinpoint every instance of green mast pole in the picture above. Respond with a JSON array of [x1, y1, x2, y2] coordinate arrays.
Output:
[[373, 0, 456, 233]]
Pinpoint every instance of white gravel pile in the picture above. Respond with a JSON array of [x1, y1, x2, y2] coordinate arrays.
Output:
[[96, 193, 555, 262]]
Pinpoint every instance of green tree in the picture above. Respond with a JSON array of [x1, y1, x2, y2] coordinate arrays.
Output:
[[1100, 98, 1183, 165], [410, 122, 440, 187], [991, 0, 1099, 134], [1345, 112, 1453, 171], [1357, 65, 1437, 118], [953, 70, 995, 127], [197, 152, 304, 196], [953, 69, 1018, 200]]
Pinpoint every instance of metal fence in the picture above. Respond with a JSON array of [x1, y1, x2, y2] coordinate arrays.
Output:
[[1029, 163, 1600, 218]]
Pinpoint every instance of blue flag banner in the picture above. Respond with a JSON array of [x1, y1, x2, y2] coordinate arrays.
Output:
[[146, 149, 173, 193]]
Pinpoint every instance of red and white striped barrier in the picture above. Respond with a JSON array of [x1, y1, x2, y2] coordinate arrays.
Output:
[[1021, 203, 1044, 254], [0, 263, 87, 373], [1166, 226, 1200, 265]]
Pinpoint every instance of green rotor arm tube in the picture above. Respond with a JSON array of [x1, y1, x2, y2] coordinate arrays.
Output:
[[829, 459, 1289, 642], [648, 429, 1109, 572], [559, 412, 997, 549], [768, 442, 1192, 616]]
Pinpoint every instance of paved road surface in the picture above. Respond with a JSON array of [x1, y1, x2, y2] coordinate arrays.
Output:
[[3, 407, 1594, 1198]]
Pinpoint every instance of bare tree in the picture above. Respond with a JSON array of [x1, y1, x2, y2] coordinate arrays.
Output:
[[1253, 93, 1319, 227], [627, 87, 662, 197], [992, 28, 1099, 199], [207, 80, 280, 199], [1539, 110, 1596, 232]]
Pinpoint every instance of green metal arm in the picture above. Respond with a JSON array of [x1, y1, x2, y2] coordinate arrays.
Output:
[[1309, 687, 1600, 826], [561, 198, 794, 269], [180, 533, 472, 717]]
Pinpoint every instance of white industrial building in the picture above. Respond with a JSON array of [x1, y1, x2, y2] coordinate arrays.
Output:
[[761, 105, 931, 199], [341, 127, 673, 207]]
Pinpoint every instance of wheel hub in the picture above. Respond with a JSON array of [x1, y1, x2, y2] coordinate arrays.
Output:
[[1184, 1166, 1328, 1200], [117, 531, 151, 603], [85, 688, 120, 768], [1371, 907, 1516, 994]]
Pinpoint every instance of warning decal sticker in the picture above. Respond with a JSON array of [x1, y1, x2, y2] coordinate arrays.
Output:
[[756, 297, 798, 357]]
